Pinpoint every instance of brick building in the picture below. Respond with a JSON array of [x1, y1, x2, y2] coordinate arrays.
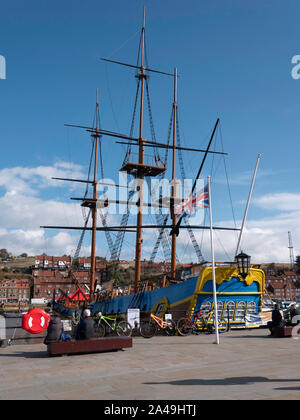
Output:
[[77, 258, 108, 280], [34, 255, 71, 270], [140, 260, 171, 275], [0, 278, 30, 303], [32, 255, 108, 301], [265, 271, 300, 301], [32, 270, 75, 300]]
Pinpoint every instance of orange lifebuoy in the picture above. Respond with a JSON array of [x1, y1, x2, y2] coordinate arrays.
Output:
[[22, 308, 51, 334]]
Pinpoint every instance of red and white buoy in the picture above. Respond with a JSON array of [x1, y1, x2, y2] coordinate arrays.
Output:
[[22, 308, 51, 334]]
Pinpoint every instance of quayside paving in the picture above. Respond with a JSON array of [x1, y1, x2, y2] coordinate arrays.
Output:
[[0, 328, 300, 400]]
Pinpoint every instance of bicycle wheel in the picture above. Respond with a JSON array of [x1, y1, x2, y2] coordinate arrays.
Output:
[[177, 318, 193, 336], [209, 317, 229, 334], [193, 316, 209, 334], [116, 321, 132, 337], [218, 318, 229, 334], [139, 320, 157, 338], [94, 322, 106, 338], [164, 319, 176, 336]]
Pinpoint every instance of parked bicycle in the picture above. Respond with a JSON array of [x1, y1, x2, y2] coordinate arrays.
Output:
[[177, 309, 230, 336], [94, 312, 132, 337], [139, 313, 176, 338]]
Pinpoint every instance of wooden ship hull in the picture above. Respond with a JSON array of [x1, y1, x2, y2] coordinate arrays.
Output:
[[53, 265, 266, 329], [54, 275, 198, 320]]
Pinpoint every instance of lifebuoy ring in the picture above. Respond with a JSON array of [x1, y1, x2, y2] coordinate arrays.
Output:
[[22, 308, 51, 334]]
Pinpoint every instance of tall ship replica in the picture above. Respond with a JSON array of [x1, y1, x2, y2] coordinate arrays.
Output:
[[43, 9, 265, 329]]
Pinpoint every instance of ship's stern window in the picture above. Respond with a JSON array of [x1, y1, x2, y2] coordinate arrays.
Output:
[[226, 301, 236, 320], [247, 301, 256, 314], [235, 301, 246, 321], [200, 300, 211, 315]]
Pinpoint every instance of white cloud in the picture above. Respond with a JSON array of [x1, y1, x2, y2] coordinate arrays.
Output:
[[0, 161, 85, 195], [254, 193, 300, 212], [0, 163, 299, 264], [0, 229, 78, 257], [0, 162, 87, 256], [173, 192, 300, 264], [0, 191, 80, 229]]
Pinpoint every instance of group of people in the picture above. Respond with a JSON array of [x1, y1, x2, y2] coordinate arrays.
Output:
[[43, 309, 95, 345], [267, 303, 300, 336]]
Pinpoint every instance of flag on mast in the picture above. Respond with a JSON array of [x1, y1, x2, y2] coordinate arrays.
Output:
[[174, 184, 209, 219]]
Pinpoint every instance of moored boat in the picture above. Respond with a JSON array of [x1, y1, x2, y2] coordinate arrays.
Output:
[[42, 8, 263, 330]]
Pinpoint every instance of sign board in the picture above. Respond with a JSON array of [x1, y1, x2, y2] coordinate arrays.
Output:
[[62, 319, 72, 332], [31, 298, 47, 305], [245, 313, 263, 327], [259, 311, 272, 326], [127, 308, 140, 328]]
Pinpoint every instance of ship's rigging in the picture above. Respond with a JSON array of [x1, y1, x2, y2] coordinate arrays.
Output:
[[42, 8, 239, 302]]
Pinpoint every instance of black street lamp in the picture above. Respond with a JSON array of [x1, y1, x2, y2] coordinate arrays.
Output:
[[235, 252, 251, 279]]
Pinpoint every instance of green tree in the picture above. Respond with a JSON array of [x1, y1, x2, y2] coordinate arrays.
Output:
[[0, 249, 9, 259], [108, 263, 125, 287]]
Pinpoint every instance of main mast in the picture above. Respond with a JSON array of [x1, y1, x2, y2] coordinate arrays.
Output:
[[90, 88, 100, 300], [134, 8, 146, 293]]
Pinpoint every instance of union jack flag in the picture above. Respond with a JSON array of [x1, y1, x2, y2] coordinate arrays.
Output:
[[174, 184, 209, 219]]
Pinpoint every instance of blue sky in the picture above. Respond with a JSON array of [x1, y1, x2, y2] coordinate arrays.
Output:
[[0, 0, 299, 263]]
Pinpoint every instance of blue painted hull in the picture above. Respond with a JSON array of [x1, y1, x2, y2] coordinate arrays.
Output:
[[54, 275, 199, 317], [53, 266, 265, 329]]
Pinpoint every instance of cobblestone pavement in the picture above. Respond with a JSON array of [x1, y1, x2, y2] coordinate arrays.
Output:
[[0, 328, 300, 400]]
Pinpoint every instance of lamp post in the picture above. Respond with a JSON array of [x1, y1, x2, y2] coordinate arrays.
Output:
[[235, 252, 251, 279]]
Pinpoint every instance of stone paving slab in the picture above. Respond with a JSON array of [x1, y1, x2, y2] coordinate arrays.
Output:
[[0, 328, 300, 400]]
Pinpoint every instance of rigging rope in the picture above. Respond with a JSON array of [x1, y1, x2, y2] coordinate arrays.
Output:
[[219, 123, 239, 244], [149, 108, 174, 262], [111, 77, 141, 260], [110, 27, 167, 260], [174, 109, 204, 264], [72, 138, 95, 265]]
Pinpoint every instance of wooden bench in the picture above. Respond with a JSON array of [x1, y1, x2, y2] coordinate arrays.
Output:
[[47, 336, 132, 356], [272, 325, 293, 337]]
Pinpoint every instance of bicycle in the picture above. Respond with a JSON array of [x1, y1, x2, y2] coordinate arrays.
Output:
[[177, 310, 230, 336], [94, 312, 132, 337], [139, 313, 176, 338], [177, 310, 204, 336]]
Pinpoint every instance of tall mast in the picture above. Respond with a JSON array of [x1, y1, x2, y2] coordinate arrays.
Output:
[[90, 88, 100, 300], [134, 7, 146, 292], [171, 68, 177, 280]]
